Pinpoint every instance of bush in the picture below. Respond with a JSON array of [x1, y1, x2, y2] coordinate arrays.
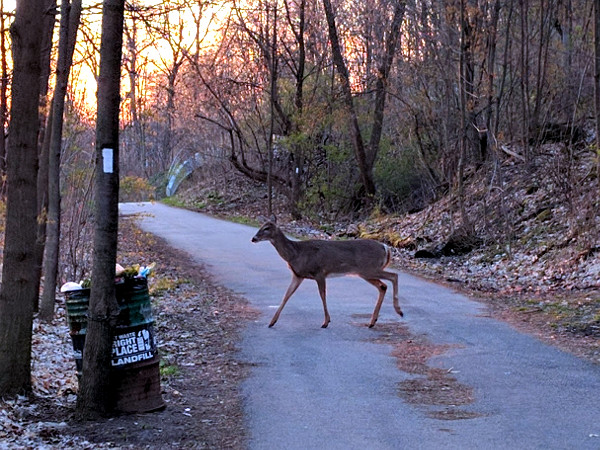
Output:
[[120, 176, 155, 202], [300, 143, 360, 218], [374, 144, 434, 213]]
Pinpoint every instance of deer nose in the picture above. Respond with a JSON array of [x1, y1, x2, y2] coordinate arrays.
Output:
[[251, 236, 258, 243]]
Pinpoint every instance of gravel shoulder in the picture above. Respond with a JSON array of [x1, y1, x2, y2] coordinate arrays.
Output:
[[0, 217, 256, 449]]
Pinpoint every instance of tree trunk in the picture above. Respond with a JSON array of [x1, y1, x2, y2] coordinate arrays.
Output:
[[0, 1, 9, 192], [485, 0, 501, 143], [459, 0, 482, 164], [32, 0, 56, 313], [39, 0, 82, 321], [519, 0, 531, 163], [0, 0, 46, 396], [267, 3, 277, 217], [458, 0, 471, 230], [322, 0, 376, 201], [367, 1, 405, 169], [595, 0, 600, 180], [34, 110, 51, 311], [75, 0, 124, 418], [124, 21, 146, 176], [288, 0, 305, 219]]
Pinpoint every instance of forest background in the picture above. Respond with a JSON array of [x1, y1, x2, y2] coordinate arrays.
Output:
[[0, 0, 598, 401], [0, 0, 596, 283]]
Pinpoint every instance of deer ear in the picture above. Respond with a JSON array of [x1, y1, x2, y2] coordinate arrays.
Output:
[[257, 214, 277, 224]]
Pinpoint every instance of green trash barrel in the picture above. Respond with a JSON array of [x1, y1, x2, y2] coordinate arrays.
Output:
[[65, 277, 164, 413], [64, 287, 90, 376]]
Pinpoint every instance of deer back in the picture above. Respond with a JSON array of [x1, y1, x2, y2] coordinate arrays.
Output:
[[286, 239, 389, 279]]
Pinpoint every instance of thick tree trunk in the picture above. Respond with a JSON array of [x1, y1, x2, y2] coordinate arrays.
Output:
[[75, 0, 124, 417], [0, 0, 46, 396]]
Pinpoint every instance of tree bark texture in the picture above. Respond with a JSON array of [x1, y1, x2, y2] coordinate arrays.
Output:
[[0, 2, 9, 188], [0, 0, 46, 396], [76, 0, 124, 417], [595, 0, 600, 180]]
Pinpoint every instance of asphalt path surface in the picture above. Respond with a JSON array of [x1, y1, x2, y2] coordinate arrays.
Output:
[[120, 202, 600, 450]]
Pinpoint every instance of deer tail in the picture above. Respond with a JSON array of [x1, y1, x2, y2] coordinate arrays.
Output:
[[383, 244, 392, 269]]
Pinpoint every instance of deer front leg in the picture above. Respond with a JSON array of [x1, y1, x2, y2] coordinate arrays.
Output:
[[269, 274, 304, 327], [365, 279, 387, 328], [315, 277, 331, 328]]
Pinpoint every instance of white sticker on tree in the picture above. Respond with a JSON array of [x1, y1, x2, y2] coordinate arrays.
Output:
[[102, 148, 114, 173]]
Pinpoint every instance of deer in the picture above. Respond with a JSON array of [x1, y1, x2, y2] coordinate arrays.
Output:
[[251, 219, 403, 328]]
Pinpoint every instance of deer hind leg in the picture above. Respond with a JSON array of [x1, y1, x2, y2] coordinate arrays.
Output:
[[380, 270, 402, 317], [315, 277, 331, 328], [269, 274, 304, 327], [364, 279, 388, 328]]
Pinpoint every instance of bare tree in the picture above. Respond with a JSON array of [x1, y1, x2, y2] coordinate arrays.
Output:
[[39, 0, 82, 321], [322, 0, 405, 205], [145, 5, 192, 174], [322, 0, 375, 200], [32, 0, 56, 313]]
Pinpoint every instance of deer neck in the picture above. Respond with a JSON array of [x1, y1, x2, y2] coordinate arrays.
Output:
[[270, 229, 299, 263]]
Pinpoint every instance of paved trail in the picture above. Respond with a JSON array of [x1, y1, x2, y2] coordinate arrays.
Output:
[[120, 202, 600, 450]]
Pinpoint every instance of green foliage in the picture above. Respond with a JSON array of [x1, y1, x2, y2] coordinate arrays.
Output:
[[161, 195, 207, 212], [150, 277, 178, 297], [120, 176, 155, 202], [204, 190, 224, 205], [159, 360, 180, 378], [149, 172, 168, 201], [374, 144, 421, 211], [299, 143, 360, 217], [229, 216, 259, 226], [64, 167, 92, 192], [161, 196, 185, 208]]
